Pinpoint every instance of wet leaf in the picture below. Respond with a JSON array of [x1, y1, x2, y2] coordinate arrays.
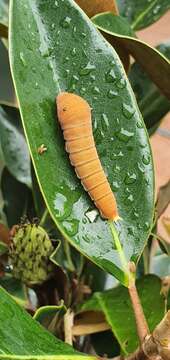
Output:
[[75, 2, 130, 72], [10, 0, 154, 286], [92, 13, 170, 100], [117, 0, 170, 31]]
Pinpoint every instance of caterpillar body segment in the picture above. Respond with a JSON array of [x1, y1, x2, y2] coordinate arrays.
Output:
[[56, 92, 119, 221]]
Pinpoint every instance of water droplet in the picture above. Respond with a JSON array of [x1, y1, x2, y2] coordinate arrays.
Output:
[[107, 90, 118, 99], [93, 86, 100, 95], [80, 87, 86, 95], [63, 69, 70, 78], [71, 47, 76, 56], [114, 165, 121, 173], [39, 44, 50, 58], [74, 74, 80, 81], [54, 193, 70, 220], [128, 226, 135, 235], [116, 78, 126, 89], [105, 69, 116, 83], [116, 128, 134, 142], [19, 52, 27, 66], [63, 219, 79, 236], [153, 5, 160, 14], [140, 141, 147, 149], [85, 209, 99, 223], [82, 234, 91, 243], [82, 217, 88, 224], [64, 56, 69, 63], [144, 222, 149, 230], [112, 181, 120, 192], [142, 154, 150, 165], [126, 194, 134, 204], [81, 32, 86, 38], [111, 150, 124, 159], [137, 120, 143, 128], [55, 0, 59, 6], [134, 211, 139, 219], [138, 162, 145, 173], [90, 74, 96, 82], [125, 172, 137, 184], [101, 113, 109, 129], [35, 82, 39, 89], [62, 16, 72, 29], [73, 25, 77, 33], [122, 103, 135, 119], [145, 177, 150, 185], [51, 23, 55, 29], [79, 62, 96, 76]]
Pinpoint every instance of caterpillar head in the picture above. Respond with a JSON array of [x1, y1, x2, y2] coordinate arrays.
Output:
[[56, 92, 91, 128]]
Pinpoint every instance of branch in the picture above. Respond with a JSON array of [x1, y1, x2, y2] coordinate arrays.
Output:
[[128, 282, 149, 344]]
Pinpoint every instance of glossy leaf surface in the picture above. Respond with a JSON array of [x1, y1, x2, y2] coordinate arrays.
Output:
[[81, 275, 165, 354], [92, 13, 170, 101], [117, 0, 170, 30], [0, 286, 94, 359], [9, 0, 154, 286]]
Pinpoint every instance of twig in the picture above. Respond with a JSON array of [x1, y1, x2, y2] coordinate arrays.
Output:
[[128, 283, 150, 344]]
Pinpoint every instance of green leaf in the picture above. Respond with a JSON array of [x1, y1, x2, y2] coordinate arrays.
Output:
[[129, 42, 170, 135], [0, 286, 95, 359], [1, 168, 30, 227], [92, 13, 170, 100], [0, 274, 27, 306], [33, 302, 67, 332], [117, 0, 170, 31], [0, 0, 8, 38], [0, 105, 31, 186], [80, 275, 165, 354], [9, 0, 154, 286]]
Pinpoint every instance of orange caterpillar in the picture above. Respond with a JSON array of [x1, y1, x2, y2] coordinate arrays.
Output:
[[56, 92, 119, 221]]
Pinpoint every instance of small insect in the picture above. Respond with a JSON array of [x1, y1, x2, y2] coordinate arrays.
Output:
[[56, 92, 119, 221], [38, 144, 47, 155]]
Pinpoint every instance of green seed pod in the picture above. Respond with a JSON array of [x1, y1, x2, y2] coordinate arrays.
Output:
[[9, 223, 54, 285]]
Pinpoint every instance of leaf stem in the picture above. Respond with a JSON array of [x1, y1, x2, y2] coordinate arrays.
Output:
[[128, 283, 150, 344], [39, 208, 49, 227], [108, 220, 133, 286]]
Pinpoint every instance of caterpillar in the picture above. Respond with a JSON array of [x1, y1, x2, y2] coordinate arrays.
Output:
[[56, 92, 119, 221]]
